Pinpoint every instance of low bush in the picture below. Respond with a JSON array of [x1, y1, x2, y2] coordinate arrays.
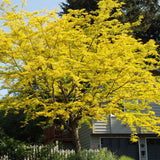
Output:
[[119, 155, 135, 160], [0, 133, 134, 160], [0, 130, 29, 159], [67, 149, 118, 160]]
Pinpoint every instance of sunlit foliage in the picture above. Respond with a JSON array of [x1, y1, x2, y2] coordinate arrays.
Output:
[[0, 0, 160, 151]]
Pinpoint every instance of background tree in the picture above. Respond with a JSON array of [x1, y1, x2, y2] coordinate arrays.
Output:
[[0, 109, 44, 143], [60, 0, 160, 45], [59, 0, 99, 16], [120, 0, 160, 45], [1, 0, 160, 153]]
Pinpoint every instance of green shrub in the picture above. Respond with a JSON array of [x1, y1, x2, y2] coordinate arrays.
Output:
[[0, 134, 134, 160], [119, 155, 135, 160], [0, 130, 29, 159], [67, 148, 118, 160]]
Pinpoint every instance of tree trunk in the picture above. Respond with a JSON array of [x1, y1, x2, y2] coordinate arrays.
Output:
[[71, 121, 81, 153], [60, 116, 81, 153]]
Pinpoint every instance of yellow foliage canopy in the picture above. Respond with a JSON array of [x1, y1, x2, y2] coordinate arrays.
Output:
[[0, 0, 160, 140]]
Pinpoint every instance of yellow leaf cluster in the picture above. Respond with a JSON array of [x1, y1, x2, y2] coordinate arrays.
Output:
[[0, 0, 160, 140]]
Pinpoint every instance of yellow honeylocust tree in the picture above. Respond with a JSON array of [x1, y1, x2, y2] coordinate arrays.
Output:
[[1, 0, 160, 152]]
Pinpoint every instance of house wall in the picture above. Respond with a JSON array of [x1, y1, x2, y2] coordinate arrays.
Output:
[[89, 135, 160, 160], [79, 123, 92, 149], [91, 103, 160, 135], [140, 103, 160, 134], [110, 117, 133, 133], [150, 103, 160, 117], [92, 119, 111, 134], [92, 116, 134, 134], [90, 135, 101, 149], [79, 103, 160, 159], [139, 137, 148, 160]]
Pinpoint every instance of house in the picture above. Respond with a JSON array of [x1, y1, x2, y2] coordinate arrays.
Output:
[[43, 103, 160, 159], [79, 103, 160, 160]]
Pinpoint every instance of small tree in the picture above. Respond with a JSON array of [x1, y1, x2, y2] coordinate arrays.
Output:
[[1, 0, 160, 152]]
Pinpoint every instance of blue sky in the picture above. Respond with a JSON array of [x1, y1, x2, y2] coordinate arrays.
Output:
[[0, 0, 65, 12], [22, 0, 65, 12]]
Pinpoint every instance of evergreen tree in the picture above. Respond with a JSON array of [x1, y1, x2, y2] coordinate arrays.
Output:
[[60, 0, 160, 45], [120, 0, 160, 44], [0, 109, 44, 143], [59, 0, 99, 16]]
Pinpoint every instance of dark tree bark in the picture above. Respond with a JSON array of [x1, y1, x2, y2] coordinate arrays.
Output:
[[60, 116, 82, 153], [71, 121, 81, 153]]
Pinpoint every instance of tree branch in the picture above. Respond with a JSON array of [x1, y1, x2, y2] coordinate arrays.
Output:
[[67, 81, 76, 98], [58, 81, 68, 103]]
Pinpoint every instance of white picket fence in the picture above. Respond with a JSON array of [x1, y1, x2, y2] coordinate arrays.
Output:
[[0, 143, 75, 160], [0, 142, 100, 160]]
